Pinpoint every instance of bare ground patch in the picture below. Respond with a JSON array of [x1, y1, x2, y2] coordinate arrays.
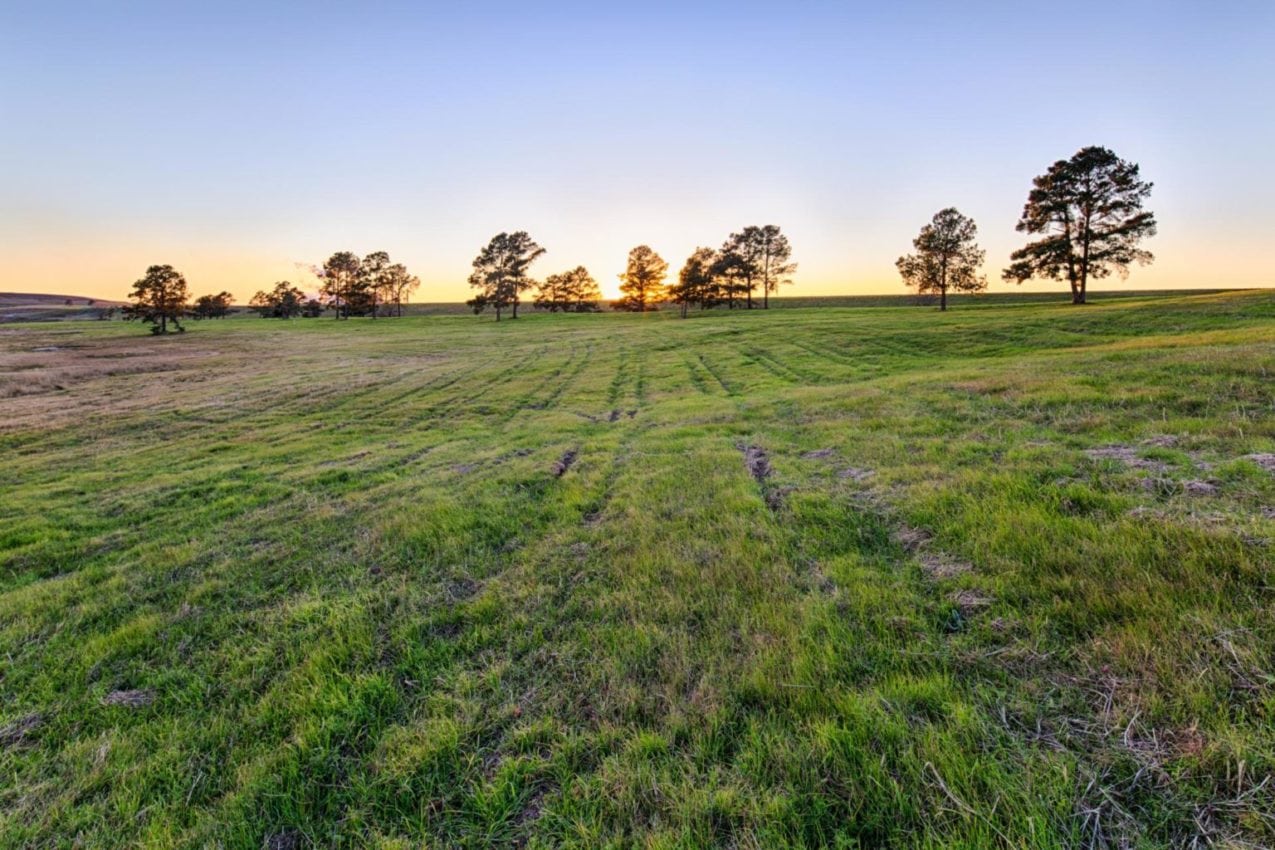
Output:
[[446, 577, 481, 602], [1085, 445, 1171, 473], [552, 448, 578, 477], [892, 525, 932, 552], [949, 590, 993, 615], [1243, 453, 1275, 474], [262, 830, 303, 850], [920, 553, 973, 580], [102, 689, 154, 708], [0, 713, 43, 748], [739, 443, 772, 482]]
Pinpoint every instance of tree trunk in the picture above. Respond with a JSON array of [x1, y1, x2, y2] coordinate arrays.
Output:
[[940, 287, 947, 311], [1077, 203, 1091, 305], [1078, 250, 1089, 304]]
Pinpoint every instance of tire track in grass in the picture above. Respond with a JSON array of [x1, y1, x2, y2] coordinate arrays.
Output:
[[745, 447, 1060, 846], [768, 338, 874, 384], [532, 341, 596, 414], [364, 342, 546, 431], [486, 342, 583, 426], [307, 414, 652, 846], [696, 352, 737, 397], [739, 344, 826, 386], [680, 355, 714, 395], [425, 421, 753, 843], [606, 345, 632, 407], [357, 346, 520, 425], [633, 357, 648, 407], [787, 337, 861, 369], [194, 383, 612, 839], [370, 361, 499, 430], [775, 434, 1235, 847], [220, 357, 476, 445]]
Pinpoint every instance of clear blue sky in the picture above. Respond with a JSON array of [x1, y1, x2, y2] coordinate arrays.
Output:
[[2, 1, 1272, 301]]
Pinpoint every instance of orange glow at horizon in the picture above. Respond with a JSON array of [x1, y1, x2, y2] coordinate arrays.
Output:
[[6, 230, 1271, 306]]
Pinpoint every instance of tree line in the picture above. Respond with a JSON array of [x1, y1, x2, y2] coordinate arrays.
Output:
[[123, 251, 422, 333], [124, 145, 1155, 332], [464, 224, 796, 320]]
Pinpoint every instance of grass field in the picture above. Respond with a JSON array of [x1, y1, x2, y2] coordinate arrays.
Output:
[[2, 291, 1274, 848]]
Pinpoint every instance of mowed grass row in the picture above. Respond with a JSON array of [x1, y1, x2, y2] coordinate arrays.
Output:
[[1, 292, 1273, 848]]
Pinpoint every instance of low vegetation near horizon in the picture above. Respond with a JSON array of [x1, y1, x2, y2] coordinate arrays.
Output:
[[2, 292, 1273, 847]]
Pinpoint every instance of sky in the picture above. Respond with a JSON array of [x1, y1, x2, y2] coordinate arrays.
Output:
[[2, 1, 1273, 303]]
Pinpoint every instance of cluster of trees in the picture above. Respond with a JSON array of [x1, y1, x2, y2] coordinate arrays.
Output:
[[124, 145, 1155, 333], [125, 251, 424, 334], [250, 281, 324, 318], [463, 233, 608, 319], [536, 266, 603, 313], [125, 268, 248, 333], [612, 226, 796, 315], [465, 225, 795, 320], [313, 250, 420, 318], [191, 291, 234, 319], [466, 232, 551, 320], [666, 226, 796, 315], [898, 146, 1156, 308]]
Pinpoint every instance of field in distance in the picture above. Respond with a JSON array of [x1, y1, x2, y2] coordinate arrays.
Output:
[[1, 291, 1273, 847]]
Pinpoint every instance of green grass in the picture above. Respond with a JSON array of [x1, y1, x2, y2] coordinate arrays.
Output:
[[2, 291, 1273, 848]]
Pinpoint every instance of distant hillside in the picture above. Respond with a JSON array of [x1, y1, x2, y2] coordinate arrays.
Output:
[[0, 292, 127, 323]]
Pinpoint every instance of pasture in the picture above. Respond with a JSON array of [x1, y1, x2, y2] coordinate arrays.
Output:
[[2, 291, 1274, 848]]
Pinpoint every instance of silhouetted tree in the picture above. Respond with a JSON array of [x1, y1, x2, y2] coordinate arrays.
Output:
[[383, 263, 420, 317], [250, 281, 306, 318], [1003, 146, 1156, 304], [536, 266, 601, 312], [320, 251, 362, 318], [710, 248, 750, 309], [752, 225, 795, 309], [301, 298, 325, 318], [615, 245, 668, 311], [123, 264, 189, 334], [896, 208, 986, 311], [467, 232, 545, 320], [669, 247, 721, 317], [357, 250, 391, 318], [720, 231, 759, 308], [192, 291, 234, 319]]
